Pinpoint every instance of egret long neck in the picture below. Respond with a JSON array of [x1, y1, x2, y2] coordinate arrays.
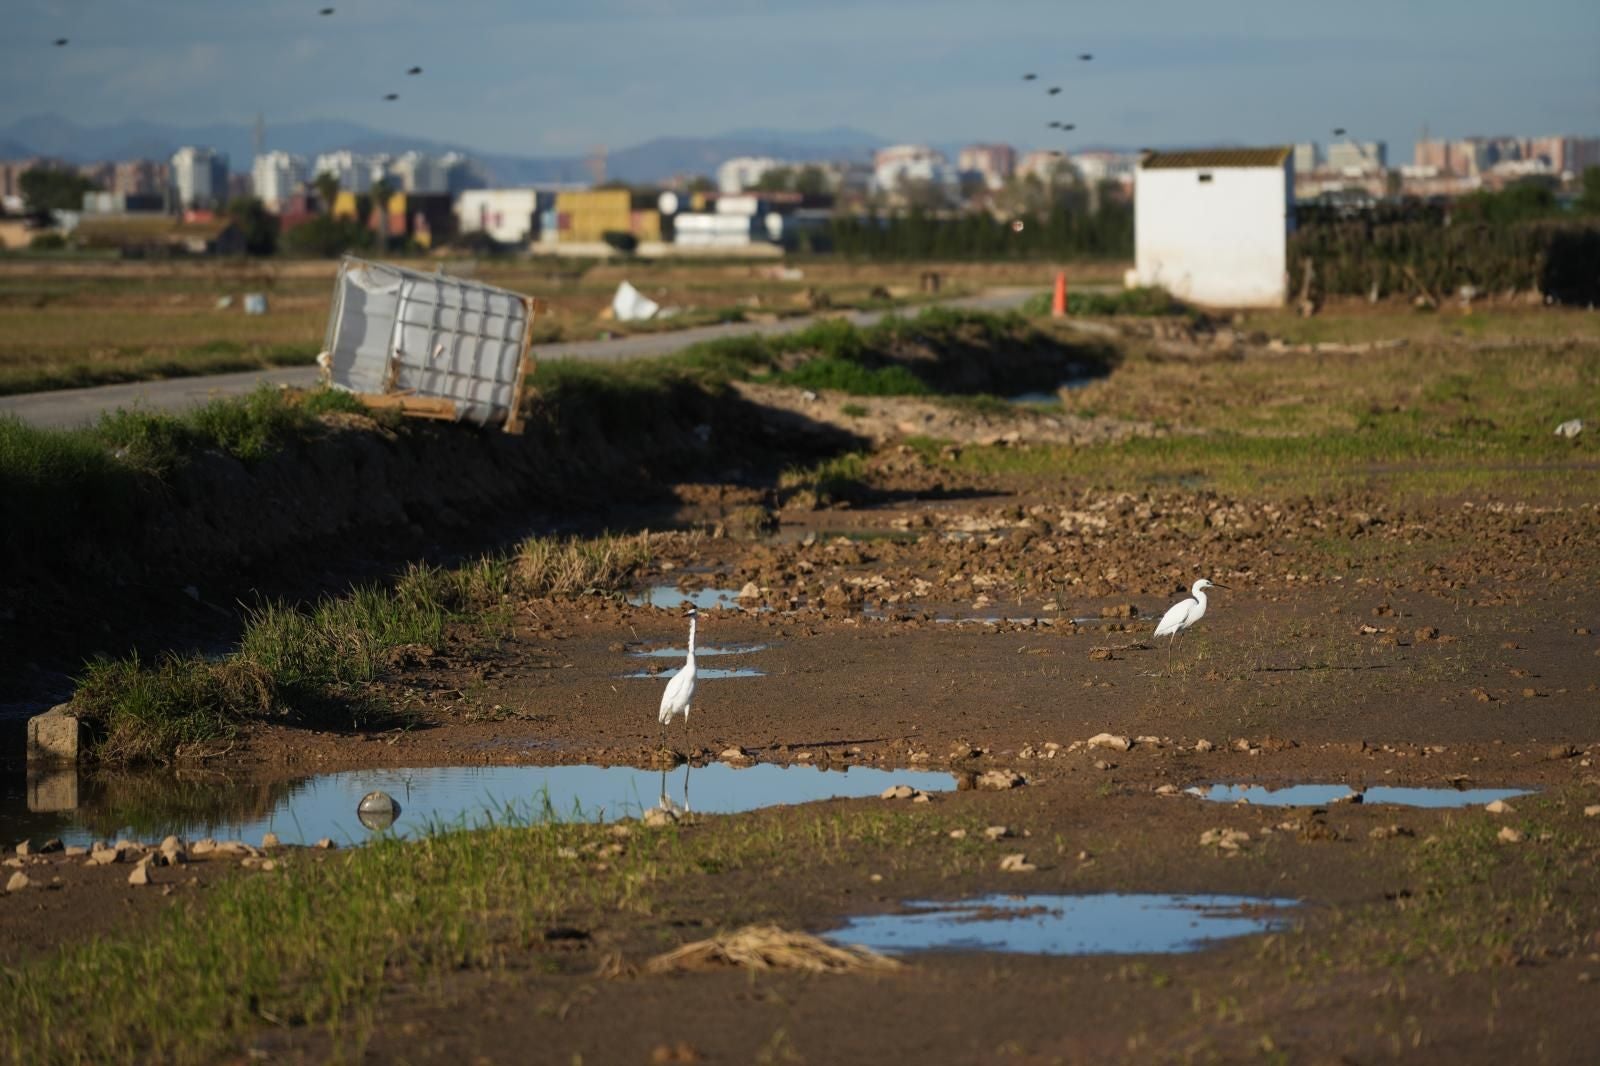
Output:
[[687, 615, 697, 659]]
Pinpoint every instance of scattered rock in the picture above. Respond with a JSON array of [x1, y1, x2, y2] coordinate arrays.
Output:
[[911, 791, 932, 804], [88, 847, 120, 866], [127, 864, 151, 887], [719, 746, 749, 763], [1199, 828, 1251, 851], [736, 581, 761, 600], [1497, 827, 1524, 844], [643, 808, 679, 828], [1154, 784, 1180, 796], [260, 832, 281, 850], [5, 871, 30, 892], [998, 853, 1037, 872], [1088, 647, 1115, 661], [1484, 800, 1514, 814], [159, 836, 186, 865], [1194, 739, 1215, 753], [975, 770, 1024, 791], [1547, 744, 1580, 761], [39, 839, 63, 854], [1369, 825, 1414, 840], [880, 784, 916, 800], [14, 841, 33, 857], [1584, 805, 1600, 818], [1092, 759, 1115, 771], [947, 829, 967, 840], [190, 839, 218, 856], [983, 826, 1013, 841], [1086, 733, 1131, 752], [314, 838, 337, 850], [1414, 626, 1439, 642]]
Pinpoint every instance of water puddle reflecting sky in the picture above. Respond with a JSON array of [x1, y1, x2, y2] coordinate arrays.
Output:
[[4, 763, 957, 849], [828, 894, 1295, 956], [1189, 784, 1532, 808]]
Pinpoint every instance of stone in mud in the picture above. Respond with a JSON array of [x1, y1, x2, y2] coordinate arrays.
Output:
[[26, 704, 84, 765], [5, 871, 31, 892], [983, 826, 1013, 841], [1092, 759, 1115, 771], [1154, 784, 1180, 796], [998, 853, 1036, 872], [948, 829, 967, 839], [1194, 739, 1215, 753], [127, 863, 151, 887], [880, 784, 916, 800], [1584, 805, 1600, 818], [190, 839, 218, 856], [261, 832, 281, 850], [314, 838, 337, 850], [1200, 828, 1250, 851], [1484, 800, 1514, 815], [159, 836, 186, 864], [737, 581, 761, 600], [39, 839, 63, 854], [88, 847, 120, 866], [14, 841, 32, 857], [1496, 827, 1524, 844], [1086, 733, 1131, 752], [975, 770, 1024, 791], [643, 808, 678, 828]]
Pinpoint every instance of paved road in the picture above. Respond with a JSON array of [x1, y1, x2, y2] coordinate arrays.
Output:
[[0, 288, 1048, 430]]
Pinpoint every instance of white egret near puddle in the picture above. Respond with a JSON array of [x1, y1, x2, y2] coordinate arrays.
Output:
[[1153, 579, 1229, 674], [658, 606, 698, 748]]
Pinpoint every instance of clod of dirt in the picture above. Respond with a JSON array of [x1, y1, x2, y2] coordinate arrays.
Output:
[[976, 769, 1025, 791], [1498, 827, 1524, 844], [1093, 759, 1115, 771], [1088, 647, 1117, 661], [643, 808, 678, 827], [1199, 828, 1251, 851], [998, 853, 1037, 872], [1485, 799, 1515, 814], [649, 1041, 702, 1064], [1369, 825, 1414, 840], [1194, 739, 1215, 752], [1087, 733, 1132, 752], [983, 825, 1014, 841], [1584, 805, 1600, 818], [880, 784, 917, 800]]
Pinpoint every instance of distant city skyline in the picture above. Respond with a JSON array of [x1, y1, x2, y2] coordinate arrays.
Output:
[[4, 0, 1597, 162]]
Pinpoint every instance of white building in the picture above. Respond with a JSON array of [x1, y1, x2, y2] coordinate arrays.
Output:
[[1134, 147, 1294, 308], [311, 151, 375, 194], [957, 144, 1016, 190], [456, 188, 552, 245], [872, 144, 957, 193], [390, 151, 447, 194], [170, 146, 229, 209], [1016, 150, 1068, 183], [251, 150, 307, 209], [717, 156, 787, 194], [1072, 150, 1138, 185], [1292, 142, 1320, 173], [1326, 140, 1386, 174]]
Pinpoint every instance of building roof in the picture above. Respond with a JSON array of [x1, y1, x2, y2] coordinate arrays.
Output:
[[1140, 147, 1292, 170]]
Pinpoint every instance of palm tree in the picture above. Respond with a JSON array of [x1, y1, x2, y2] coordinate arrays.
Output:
[[313, 171, 340, 214]]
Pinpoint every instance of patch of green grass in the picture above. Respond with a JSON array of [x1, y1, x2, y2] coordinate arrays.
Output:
[[770, 357, 928, 396], [937, 393, 1017, 417], [839, 402, 869, 418], [780, 452, 871, 507], [0, 804, 951, 1063], [1020, 286, 1186, 318], [67, 534, 651, 765]]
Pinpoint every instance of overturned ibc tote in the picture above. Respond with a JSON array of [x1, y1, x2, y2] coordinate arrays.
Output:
[[317, 255, 542, 432]]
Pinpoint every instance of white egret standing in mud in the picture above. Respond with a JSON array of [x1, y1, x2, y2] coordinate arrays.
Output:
[[1153, 579, 1229, 673], [658, 606, 698, 747]]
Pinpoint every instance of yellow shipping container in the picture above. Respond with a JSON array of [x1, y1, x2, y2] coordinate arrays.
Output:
[[555, 189, 633, 243]]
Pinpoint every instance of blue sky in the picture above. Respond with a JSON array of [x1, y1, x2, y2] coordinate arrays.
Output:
[[5, 0, 1597, 158]]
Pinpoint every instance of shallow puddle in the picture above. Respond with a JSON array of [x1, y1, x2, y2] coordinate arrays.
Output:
[[828, 893, 1295, 956], [620, 667, 765, 679], [1188, 783, 1532, 807], [627, 586, 750, 610], [3, 763, 956, 849], [629, 643, 769, 658]]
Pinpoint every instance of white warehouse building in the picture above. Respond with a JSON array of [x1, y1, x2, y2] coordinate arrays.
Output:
[[1134, 147, 1294, 308], [456, 188, 555, 246]]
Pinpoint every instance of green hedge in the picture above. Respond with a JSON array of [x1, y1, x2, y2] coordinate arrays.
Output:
[[1288, 220, 1600, 305]]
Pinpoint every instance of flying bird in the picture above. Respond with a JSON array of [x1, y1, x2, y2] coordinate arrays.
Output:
[[1048, 121, 1061, 129], [1063, 123, 1076, 131], [1022, 73, 1037, 80], [1078, 53, 1093, 61], [383, 93, 399, 101], [53, 38, 68, 46], [657, 607, 698, 748], [1153, 578, 1230, 673], [407, 66, 422, 75], [1333, 127, 1347, 136], [1048, 86, 1061, 95], [319, 7, 335, 14]]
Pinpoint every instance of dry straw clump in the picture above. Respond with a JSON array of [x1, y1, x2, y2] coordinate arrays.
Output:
[[643, 925, 902, 976]]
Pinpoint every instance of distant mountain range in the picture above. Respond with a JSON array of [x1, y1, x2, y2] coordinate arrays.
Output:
[[0, 114, 885, 185]]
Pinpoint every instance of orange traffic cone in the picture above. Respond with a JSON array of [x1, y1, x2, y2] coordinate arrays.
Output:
[[1051, 272, 1068, 317]]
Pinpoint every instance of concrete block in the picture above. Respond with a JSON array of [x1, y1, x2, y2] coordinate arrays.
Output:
[[27, 768, 79, 812], [27, 704, 84, 765]]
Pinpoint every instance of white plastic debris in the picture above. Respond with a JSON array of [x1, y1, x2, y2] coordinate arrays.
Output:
[[243, 293, 268, 315], [1554, 419, 1583, 439], [611, 280, 660, 322]]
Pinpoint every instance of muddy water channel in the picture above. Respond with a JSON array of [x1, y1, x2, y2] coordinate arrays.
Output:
[[1189, 783, 1533, 807], [2, 762, 957, 849]]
